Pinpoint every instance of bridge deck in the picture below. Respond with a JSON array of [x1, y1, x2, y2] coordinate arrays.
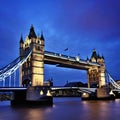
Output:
[[51, 86, 96, 93], [0, 87, 27, 92]]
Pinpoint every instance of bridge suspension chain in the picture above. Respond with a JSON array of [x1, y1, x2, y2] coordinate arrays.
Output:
[[0, 57, 20, 74], [106, 71, 120, 90], [0, 51, 32, 81]]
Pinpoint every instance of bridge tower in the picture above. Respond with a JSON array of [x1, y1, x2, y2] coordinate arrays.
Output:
[[87, 49, 106, 88], [19, 25, 44, 86]]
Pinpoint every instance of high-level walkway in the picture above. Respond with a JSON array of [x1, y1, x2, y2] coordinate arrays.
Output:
[[44, 51, 100, 70]]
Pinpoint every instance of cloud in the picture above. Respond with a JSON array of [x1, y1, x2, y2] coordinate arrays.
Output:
[[49, 0, 120, 40]]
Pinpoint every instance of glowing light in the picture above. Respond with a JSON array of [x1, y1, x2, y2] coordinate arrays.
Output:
[[109, 90, 115, 96], [40, 90, 43, 95], [83, 93, 87, 96], [46, 90, 52, 96], [75, 56, 80, 61]]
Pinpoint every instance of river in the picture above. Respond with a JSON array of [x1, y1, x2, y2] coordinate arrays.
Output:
[[0, 97, 120, 120]]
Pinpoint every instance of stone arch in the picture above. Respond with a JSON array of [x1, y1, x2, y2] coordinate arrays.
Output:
[[22, 79, 31, 87]]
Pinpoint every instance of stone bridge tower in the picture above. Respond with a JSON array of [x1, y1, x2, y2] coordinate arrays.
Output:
[[87, 49, 106, 88], [19, 25, 44, 86]]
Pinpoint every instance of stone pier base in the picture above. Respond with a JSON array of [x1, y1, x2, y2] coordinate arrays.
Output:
[[97, 87, 109, 99], [26, 86, 53, 105], [81, 87, 115, 100], [11, 86, 53, 106]]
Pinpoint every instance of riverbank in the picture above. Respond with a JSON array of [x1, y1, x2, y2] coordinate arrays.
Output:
[[0, 93, 11, 101]]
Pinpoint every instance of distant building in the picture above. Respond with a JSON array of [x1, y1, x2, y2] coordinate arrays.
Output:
[[44, 78, 53, 86], [64, 81, 87, 87]]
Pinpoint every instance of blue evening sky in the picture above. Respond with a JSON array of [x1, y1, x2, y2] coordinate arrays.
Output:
[[0, 0, 120, 86]]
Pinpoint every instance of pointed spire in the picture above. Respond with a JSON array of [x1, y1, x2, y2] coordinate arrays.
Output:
[[86, 56, 89, 61], [20, 34, 24, 43], [97, 53, 101, 59], [102, 54, 104, 59], [86, 56, 89, 62], [40, 31, 44, 40], [28, 25, 37, 39], [91, 49, 98, 59]]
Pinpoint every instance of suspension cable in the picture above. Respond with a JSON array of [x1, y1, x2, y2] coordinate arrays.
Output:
[[9, 75, 11, 87], [0, 51, 32, 81], [14, 71, 16, 87], [106, 70, 120, 89]]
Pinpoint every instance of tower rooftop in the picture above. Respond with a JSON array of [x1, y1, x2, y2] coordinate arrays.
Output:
[[28, 25, 37, 39]]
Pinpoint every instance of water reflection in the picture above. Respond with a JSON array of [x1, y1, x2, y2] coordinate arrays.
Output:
[[81, 100, 117, 120], [0, 98, 120, 120]]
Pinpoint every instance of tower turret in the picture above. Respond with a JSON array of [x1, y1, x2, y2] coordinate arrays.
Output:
[[19, 35, 24, 59], [19, 35, 24, 47], [90, 49, 98, 62], [40, 32, 45, 41], [28, 25, 37, 39]]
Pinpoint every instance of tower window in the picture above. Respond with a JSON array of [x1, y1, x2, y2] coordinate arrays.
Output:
[[38, 40, 41, 44], [38, 46, 40, 50], [36, 46, 41, 51]]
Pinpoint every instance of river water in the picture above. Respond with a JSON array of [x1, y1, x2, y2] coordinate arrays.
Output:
[[0, 97, 120, 120]]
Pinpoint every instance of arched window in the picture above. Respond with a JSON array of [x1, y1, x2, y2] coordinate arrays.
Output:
[[38, 40, 41, 44], [38, 46, 40, 50]]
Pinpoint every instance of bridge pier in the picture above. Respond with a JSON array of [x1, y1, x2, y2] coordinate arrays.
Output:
[[81, 87, 115, 100], [11, 86, 53, 106], [26, 86, 53, 105]]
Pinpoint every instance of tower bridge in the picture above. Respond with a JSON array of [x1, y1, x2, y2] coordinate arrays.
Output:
[[19, 25, 106, 88], [0, 25, 119, 105]]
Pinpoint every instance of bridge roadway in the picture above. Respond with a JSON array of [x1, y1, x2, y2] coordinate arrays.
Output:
[[1, 86, 119, 95], [0, 87, 27, 92], [44, 51, 100, 70], [51, 86, 96, 94], [0, 87, 96, 94]]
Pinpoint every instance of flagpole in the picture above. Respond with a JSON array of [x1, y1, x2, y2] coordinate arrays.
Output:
[[64, 48, 69, 56]]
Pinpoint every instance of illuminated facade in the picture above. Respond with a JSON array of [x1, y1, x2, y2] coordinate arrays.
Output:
[[19, 25, 44, 86], [87, 49, 106, 88]]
